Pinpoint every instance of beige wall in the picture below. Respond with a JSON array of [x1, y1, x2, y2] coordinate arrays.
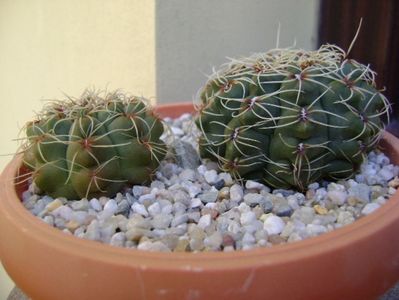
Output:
[[0, 0, 319, 297], [0, 0, 156, 170], [0, 0, 156, 297]]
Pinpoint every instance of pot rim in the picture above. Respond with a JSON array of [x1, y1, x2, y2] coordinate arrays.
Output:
[[1, 103, 398, 271]]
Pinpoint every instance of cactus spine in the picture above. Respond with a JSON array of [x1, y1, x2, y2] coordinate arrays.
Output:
[[196, 45, 390, 190], [22, 90, 167, 199]]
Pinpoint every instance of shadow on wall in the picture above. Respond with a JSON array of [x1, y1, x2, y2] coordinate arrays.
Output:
[[155, 0, 320, 103]]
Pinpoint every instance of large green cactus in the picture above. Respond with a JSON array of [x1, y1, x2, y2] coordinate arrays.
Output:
[[22, 90, 167, 199], [196, 45, 390, 190]]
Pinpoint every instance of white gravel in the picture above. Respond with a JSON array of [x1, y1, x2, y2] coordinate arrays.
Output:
[[22, 114, 399, 252]]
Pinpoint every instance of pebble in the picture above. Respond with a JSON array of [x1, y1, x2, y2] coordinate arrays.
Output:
[[172, 140, 200, 169], [218, 173, 233, 186], [43, 215, 54, 226], [204, 170, 218, 184], [65, 220, 80, 232], [89, 198, 102, 211], [170, 126, 184, 136], [110, 232, 126, 247], [308, 182, 319, 190], [306, 224, 327, 236], [242, 232, 256, 245], [147, 202, 161, 216], [274, 203, 293, 217], [174, 238, 190, 252], [139, 193, 156, 204], [104, 199, 118, 214], [182, 182, 201, 198], [138, 241, 171, 252], [204, 231, 223, 250], [268, 234, 286, 245], [245, 180, 264, 190], [132, 185, 148, 197], [240, 211, 257, 226], [327, 190, 347, 205], [218, 187, 230, 199], [199, 191, 218, 203], [198, 214, 212, 229], [71, 199, 90, 211], [190, 198, 203, 208], [348, 184, 370, 203], [52, 205, 73, 221], [131, 202, 149, 217], [244, 193, 265, 206], [292, 207, 315, 224], [152, 214, 172, 229], [260, 198, 274, 213], [263, 216, 285, 235], [45, 199, 63, 212], [179, 169, 196, 182], [314, 205, 328, 215], [230, 184, 244, 202], [337, 211, 355, 225], [171, 214, 189, 227], [388, 177, 399, 188], [213, 179, 225, 190], [361, 203, 381, 215]]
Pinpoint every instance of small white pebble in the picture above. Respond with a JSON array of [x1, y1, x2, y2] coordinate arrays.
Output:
[[242, 232, 256, 245], [89, 198, 102, 211], [230, 184, 244, 202], [218, 173, 233, 186], [131, 202, 149, 217], [179, 169, 196, 181], [197, 165, 207, 175], [147, 202, 161, 216], [263, 215, 285, 235], [237, 202, 250, 213], [139, 194, 156, 203], [240, 211, 257, 226], [327, 190, 347, 205], [138, 241, 171, 252], [361, 203, 381, 215], [306, 224, 327, 235], [171, 126, 184, 136], [104, 199, 118, 214], [52, 205, 73, 221], [190, 198, 203, 209], [197, 214, 212, 229], [204, 170, 218, 184], [171, 214, 189, 227], [110, 232, 126, 247], [245, 180, 264, 190]]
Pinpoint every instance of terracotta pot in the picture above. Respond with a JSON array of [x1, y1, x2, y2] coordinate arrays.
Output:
[[0, 102, 398, 300]]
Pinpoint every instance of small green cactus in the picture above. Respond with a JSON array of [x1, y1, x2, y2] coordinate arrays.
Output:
[[196, 45, 390, 191], [22, 90, 167, 199]]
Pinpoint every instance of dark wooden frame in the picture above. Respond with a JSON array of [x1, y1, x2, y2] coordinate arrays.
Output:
[[319, 0, 399, 134]]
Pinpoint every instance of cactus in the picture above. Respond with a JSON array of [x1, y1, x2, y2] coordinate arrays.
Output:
[[22, 90, 167, 199], [196, 45, 390, 191]]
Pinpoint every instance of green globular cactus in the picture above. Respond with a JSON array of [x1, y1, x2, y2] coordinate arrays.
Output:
[[22, 90, 167, 199], [196, 45, 391, 191]]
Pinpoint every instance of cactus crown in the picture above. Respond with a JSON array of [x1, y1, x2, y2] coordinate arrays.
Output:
[[196, 44, 391, 191], [21, 89, 167, 199]]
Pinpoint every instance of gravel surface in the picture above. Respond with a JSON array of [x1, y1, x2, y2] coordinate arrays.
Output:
[[22, 114, 399, 252]]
